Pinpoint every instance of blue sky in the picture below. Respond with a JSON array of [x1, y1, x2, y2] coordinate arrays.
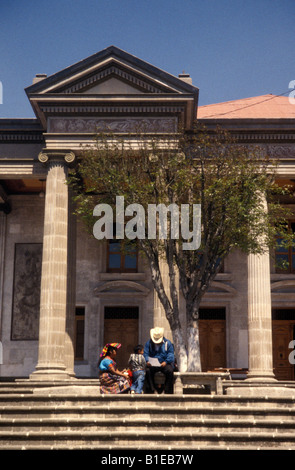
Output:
[[0, 0, 294, 118]]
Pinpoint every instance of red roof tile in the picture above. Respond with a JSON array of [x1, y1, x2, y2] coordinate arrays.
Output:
[[198, 94, 295, 119]]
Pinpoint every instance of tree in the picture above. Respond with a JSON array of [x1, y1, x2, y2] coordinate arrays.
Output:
[[68, 122, 293, 372]]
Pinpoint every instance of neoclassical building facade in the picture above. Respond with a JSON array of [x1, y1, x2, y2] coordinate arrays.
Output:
[[1, 46, 295, 382]]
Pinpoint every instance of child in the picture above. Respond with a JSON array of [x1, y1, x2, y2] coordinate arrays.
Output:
[[128, 344, 146, 394]]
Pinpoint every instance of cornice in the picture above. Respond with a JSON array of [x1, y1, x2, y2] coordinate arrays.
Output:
[[231, 133, 295, 144], [0, 119, 45, 142], [61, 64, 171, 94], [29, 93, 195, 104], [40, 104, 186, 114], [0, 132, 44, 143]]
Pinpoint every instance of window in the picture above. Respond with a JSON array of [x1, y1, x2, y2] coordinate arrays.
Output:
[[104, 306, 139, 319], [275, 221, 295, 273], [107, 239, 138, 273], [74, 307, 85, 361], [199, 307, 226, 319]]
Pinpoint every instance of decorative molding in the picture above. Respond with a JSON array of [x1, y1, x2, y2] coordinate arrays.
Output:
[[42, 105, 184, 115], [271, 280, 295, 300], [0, 162, 36, 176], [98, 273, 147, 281], [0, 133, 44, 142], [48, 117, 177, 134], [61, 65, 170, 94], [271, 280, 295, 291], [94, 280, 150, 297], [225, 135, 295, 146], [205, 281, 237, 297]]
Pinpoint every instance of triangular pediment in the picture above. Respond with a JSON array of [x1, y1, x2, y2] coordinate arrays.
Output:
[[25, 46, 198, 96], [80, 77, 145, 95], [25, 46, 199, 132], [57, 60, 168, 95]]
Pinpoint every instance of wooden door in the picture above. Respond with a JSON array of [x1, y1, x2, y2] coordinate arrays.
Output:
[[272, 320, 295, 380], [104, 315, 139, 370], [199, 319, 226, 371]]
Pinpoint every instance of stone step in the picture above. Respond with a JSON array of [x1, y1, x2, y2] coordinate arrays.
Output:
[[1, 416, 295, 432], [0, 379, 99, 394], [0, 444, 291, 451], [0, 383, 295, 449], [1, 396, 295, 420], [1, 392, 295, 406], [0, 388, 33, 394], [1, 403, 295, 420], [0, 429, 295, 450]]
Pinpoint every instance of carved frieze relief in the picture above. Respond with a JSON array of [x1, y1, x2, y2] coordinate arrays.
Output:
[[48, 117, 177, 134], [234, 143, 295, 159], [266, 144, 295, 158]]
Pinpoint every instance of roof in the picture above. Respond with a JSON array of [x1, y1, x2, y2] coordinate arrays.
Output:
[[25, 45, 199, 96], [197, 94, 295, 119]]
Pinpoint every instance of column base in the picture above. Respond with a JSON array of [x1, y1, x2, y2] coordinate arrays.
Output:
[[30, 366, 73, 382], [65, 370, 77, 378], [226, 385, 295, 398], [245, 370, 277, 383]]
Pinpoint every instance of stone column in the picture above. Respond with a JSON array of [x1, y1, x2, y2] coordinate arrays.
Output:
[[246, 197, 276, 383], [31, 150, 76, 381], [0, 211, 7, 362], [64, 188, 77, 377]]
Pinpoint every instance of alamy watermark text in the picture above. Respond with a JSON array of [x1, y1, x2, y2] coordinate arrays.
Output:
[[93, 196, 201, 250]]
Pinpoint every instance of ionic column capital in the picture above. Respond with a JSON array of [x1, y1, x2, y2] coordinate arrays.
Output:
[[38, 149, 76, 166]]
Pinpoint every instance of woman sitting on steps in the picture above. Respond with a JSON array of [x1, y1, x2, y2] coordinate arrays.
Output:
[[98, 343, 131, 394]]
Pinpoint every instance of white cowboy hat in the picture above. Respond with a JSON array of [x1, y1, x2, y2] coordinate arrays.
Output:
[[150, 327, 164, 344]]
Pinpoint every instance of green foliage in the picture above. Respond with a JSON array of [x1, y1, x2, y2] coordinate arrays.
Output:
[[68, 122, 295, 354], [68, 123, 293, 264]]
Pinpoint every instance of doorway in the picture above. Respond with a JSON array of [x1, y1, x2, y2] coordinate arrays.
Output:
[[272, 309, 295, 380], [104, 306, 139, 369], [199, 307, 226, 371]]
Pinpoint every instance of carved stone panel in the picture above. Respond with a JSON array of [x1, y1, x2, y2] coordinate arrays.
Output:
[[266, 144, 295, 158], [48, 117, 177, 134], [11, 243, 42, 340]]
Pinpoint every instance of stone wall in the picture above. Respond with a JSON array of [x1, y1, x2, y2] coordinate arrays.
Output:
[[0, 195, 157, 377], [1, 195, 44, 376], [0, 194, 253, 378]]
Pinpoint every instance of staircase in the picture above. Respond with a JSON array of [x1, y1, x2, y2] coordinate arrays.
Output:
[[0, 380, 295, 450]]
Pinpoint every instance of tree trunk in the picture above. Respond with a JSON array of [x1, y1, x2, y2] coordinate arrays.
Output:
[[187, 320, 201, 372], [171, 326, 187, 372], [147, 245, 189, 371]]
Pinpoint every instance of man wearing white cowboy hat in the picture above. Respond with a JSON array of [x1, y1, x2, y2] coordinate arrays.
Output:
[[143, 327, 175, 394]]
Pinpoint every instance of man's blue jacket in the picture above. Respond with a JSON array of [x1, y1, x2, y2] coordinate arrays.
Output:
[[144, 337, 175, 366]]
